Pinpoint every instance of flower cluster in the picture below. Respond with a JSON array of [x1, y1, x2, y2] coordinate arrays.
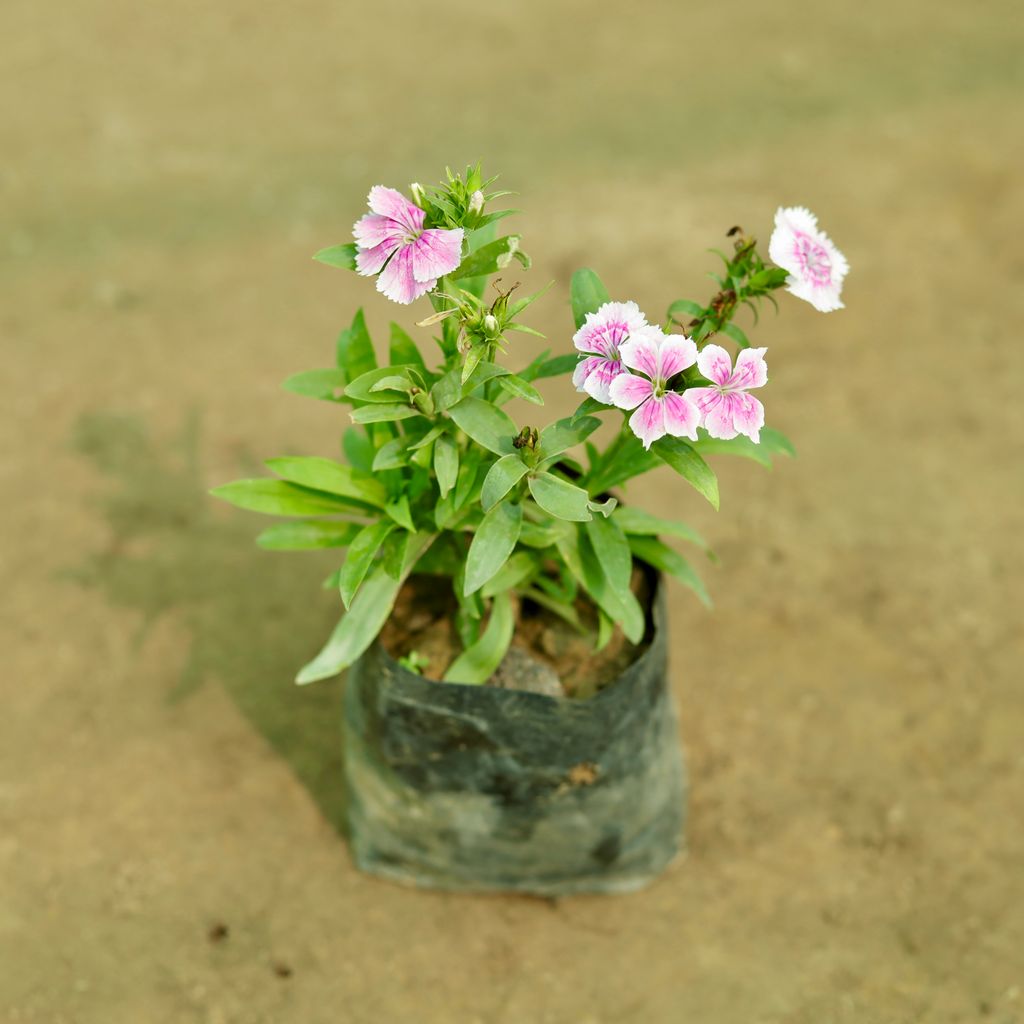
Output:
[[216, 166, 851, 689]]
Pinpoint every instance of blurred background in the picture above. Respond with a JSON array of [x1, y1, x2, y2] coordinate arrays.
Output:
[[3, 0, 1023, 1020]]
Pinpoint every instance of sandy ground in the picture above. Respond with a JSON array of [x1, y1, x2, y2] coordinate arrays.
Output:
[[2, 0, 1023, 1021]]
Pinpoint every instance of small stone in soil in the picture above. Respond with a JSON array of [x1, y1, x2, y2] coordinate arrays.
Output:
[[487, 645, 565, 698]]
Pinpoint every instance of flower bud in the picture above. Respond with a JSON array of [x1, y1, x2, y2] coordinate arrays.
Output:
[[468, 190, 484, 215], [409, 182, 427, 207], [482, 314, 499, 338]]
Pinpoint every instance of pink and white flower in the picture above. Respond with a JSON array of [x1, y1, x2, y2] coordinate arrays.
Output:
[[768, 206, 849, 313], [688, 345, 768, 443], [608, 327, 701, 450], [572, 301, 648, 403], [353, 186, 464, 305]]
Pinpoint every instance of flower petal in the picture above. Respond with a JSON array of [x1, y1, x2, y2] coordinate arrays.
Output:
[[376, 245, 433, 304], [573, 300, 646, 357], [728, 347, 768, 390], [608, 372, 654, 409], [696, 344, 733, 387], [620, 325, 665, 379], [367, 186, 424, 235], [730, 391, 765, 443], [699, 391, 739, 440], [661, 391, 701, 441], [628, 397, 666, 450], [684, 386, 720, 418], [410, 227, 464, 283], [353, 213, 402, 249], [355, 239, 399, 276], [577, 356, 627, 403], [658, 334, 698, 380]]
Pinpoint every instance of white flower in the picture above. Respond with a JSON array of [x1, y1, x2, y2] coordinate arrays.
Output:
[[768, 206, 849, 313]]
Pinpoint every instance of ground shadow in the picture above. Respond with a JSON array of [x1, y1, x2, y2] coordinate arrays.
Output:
[[69, 410, 349, 833]]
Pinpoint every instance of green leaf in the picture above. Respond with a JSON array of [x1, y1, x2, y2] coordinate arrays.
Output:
[[336, 309, 376, 380], [692, 433, 772, 468], [650, 437, 720, 509], [450, 235, 523, 280], [629, 535, 711, 608], [296, 533, 436, 683], [464, 500, 523, 596], [313, 243, 357, 270], [748, 267, 789, 290], [265, 456, 387, 508], [721, 322, 751, 349], [613, 507, 710, 552], [371, 437, 409, 471], [281, 368, 347, 402], [571, 397, 608, 423], [667, 298, 705, 320], [586, 433, 663, 494], [584, 515, 632, 593], [350, 402, 421, 425], [480, 550, 537, 598], [761, 427, 796, 457], [528, 472, 593, 522], [570, 268, 610, 328], [340, 521, 396, 608], [342, 427, 374, 472], [408, 424, 446, 451], [211, 479, 352, 517], [448, 396, 517, 455], [556, 526, 645, 643], [481, 453, 529, 510], [345, 365, 415, 403], [256, 520, 362, 550], [434, 435, 459, 498], [431, 361, 508, 412], [497, 375, 544, 405], [519, 520, 565, 549], [539, 415, 601, 460], [384, 495, 415, 531], [388, 323, 426, 370], [443, 591, 515, 684]]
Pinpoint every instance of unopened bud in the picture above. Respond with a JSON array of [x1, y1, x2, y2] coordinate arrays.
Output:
[[482, 314, 499, 337], [409, 182, 427, 207], [468, 190, 484, 215]]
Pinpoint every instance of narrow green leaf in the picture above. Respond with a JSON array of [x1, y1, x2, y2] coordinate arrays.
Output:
[[450, 235, 523, 280], [761, 427, 796, 457], [282, 368, 347, 402], [350, 402, 421, 425], [434, 435, 459, 498], [629, 535, 711, 608], [481, 453, 529, 510], [371, 437, 409, 471], [650, 437, 720, 509], [497, 375, 544, 405], [210, 479, 354, 517], [721, 322, 751, 348], [667, 298, 705, 320], [748, 267, 789, 290], [385, 494, 415, 531], [528, 472, 593, 522], [342, 427, 374, 472], [345, 365, 415, 403], [340, 521, 396, 608], [584, 515, 632, 593], [443, 591, 515, 684], [336, 309, 376, 379], [256, 520, 362, 550], [692, 433, 772, 468], [570, 268, 610, 329], [480, 550, 537, 598], [571, 397, 608, 423], [265, 456, 387, 508], [408, 424, 446, 450], [388, 323, 426, 370], [313, 243, 357, 269], [539, 415, 601, 460], [614, 507, 710, 552], [448, 396, 517, 455], [464, 500, 523, 596]]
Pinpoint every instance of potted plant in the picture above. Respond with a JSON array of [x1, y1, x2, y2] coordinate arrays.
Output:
[[212, 166, 849, 894]]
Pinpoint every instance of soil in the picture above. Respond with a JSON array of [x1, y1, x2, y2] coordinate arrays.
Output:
[[3, 1, 1023, 1022], [379, 571, 651, 698]]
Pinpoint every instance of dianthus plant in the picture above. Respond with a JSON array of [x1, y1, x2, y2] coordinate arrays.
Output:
[[213, 165, 849, 686]]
